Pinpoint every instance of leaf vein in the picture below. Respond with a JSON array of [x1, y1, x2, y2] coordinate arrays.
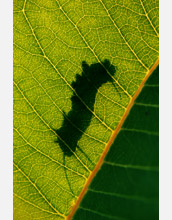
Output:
[[13, 162, 66, 218]]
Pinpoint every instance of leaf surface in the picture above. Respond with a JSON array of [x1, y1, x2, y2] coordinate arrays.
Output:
[[13, 0, 159, 219], [73, 66, 159, 220]]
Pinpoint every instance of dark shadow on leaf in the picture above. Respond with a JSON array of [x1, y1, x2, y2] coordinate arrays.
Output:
[[55, 60, 116, 156]]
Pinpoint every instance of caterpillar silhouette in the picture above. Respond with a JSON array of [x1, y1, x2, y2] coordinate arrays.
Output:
[[55, 60, 116, 156]]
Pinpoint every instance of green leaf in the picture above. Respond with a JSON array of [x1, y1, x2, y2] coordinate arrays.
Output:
[[74, 66, 159, 220], [13, 0, 159, 219]]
